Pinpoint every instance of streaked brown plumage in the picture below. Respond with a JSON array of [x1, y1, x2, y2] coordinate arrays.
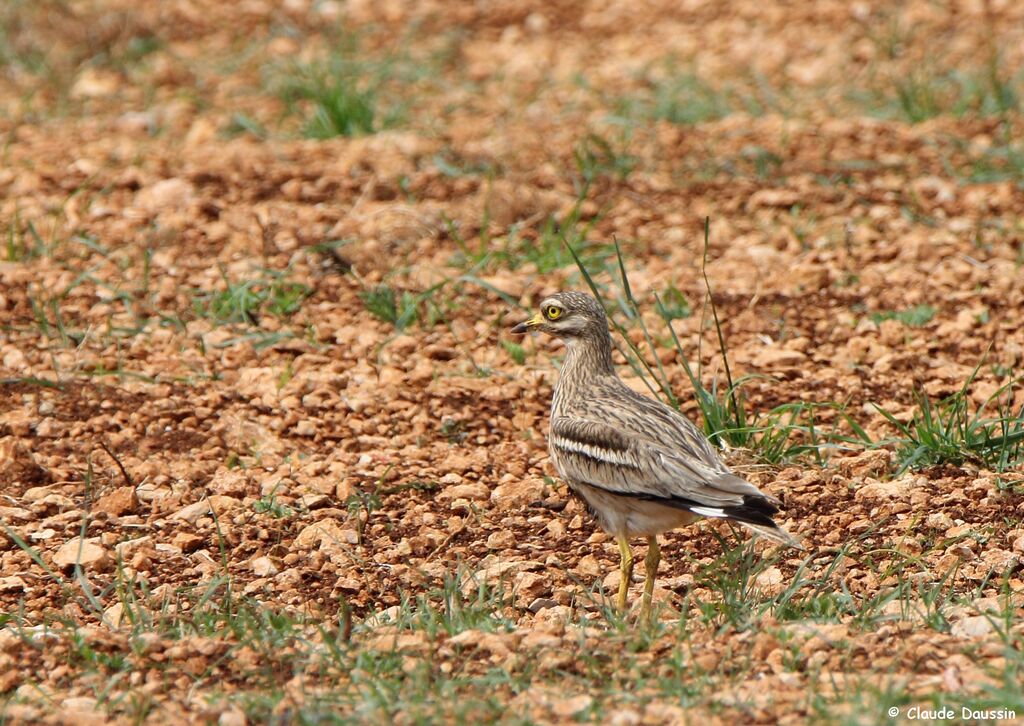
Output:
[[512, 291, 799, 618]]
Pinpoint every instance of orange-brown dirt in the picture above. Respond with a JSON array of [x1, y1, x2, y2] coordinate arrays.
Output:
[[1, 0, 1023, 723]]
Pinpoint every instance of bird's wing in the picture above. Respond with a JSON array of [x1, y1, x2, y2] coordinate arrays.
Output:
[[550, 411, 781, 527]]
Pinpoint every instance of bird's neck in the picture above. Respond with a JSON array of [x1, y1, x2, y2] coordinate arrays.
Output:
[[553, 328, 616, 408]]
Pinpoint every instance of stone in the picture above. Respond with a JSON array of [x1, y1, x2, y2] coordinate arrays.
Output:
[[512, 571, 548, 606], [0, 576, 27, 593], [746, 188, 801, 209], [34, 419, 62, 437], [855, 476, 918, 502], [171, 495, 241, 523], [250, 556, 279, 577], [294, 519, 357, 550], [135, 178, 195, 213], [607, 708, 643, 726], [755, 566, 785, 594], [926, 512, 955, 530], [751, 348, 808, 368], [951, 615, 994, 639], [490, 478, 545, 510], [36, 493, 74, 510], [53, 538, 110, 572], [0, 437, 49, 487], [2, 348, 28, 371], [103, 602, 133, 629], [94, 487, 139, 517], [363, 605, 402, 628], [171, 532, 204, 553], [576, 554, 603, 578], [70, 68, 119, 98], [22, 485, 56, 502], [527, 597, 558, 613], [0, 506, 31, 522], [218, 708, 248, 726], [437, 482, 490, 501], [115, 536, 152, 558], [298, 493, 329, 510], [486, 530, 515, 549], [552, 694, 593, 718], [449, 630, 517, 662]]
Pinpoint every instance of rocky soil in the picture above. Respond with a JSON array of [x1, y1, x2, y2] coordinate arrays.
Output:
[[1, 0, 1023, 723]]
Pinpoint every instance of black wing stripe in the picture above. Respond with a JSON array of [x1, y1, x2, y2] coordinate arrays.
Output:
[[575, 478, 782, 529]]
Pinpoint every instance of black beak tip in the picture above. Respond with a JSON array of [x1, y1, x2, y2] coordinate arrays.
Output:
[[510, 322, 529, 335]]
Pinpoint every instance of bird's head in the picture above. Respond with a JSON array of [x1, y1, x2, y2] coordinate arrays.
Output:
[[511, 292, 608, 341]]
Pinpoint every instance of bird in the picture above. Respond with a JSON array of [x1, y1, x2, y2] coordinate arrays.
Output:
[[511, 291, 800, 619]]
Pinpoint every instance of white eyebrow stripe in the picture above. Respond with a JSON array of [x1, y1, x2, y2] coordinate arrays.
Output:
[[551, 435, 635, 467]]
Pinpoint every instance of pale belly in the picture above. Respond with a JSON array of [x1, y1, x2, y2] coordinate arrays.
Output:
[[571, 482, 698, 538]]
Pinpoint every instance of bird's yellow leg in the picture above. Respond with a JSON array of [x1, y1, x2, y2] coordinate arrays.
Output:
[[616, 535, 634, 614], [641, 536, 660, 621]]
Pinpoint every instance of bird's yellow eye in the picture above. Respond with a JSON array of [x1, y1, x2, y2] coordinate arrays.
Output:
[[544, 305, 562, 320]]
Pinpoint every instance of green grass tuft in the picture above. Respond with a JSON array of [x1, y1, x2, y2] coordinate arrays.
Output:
[[500, 339, 526, 365], [573, 132, 637, 184], [273, 34, 421, 139], [864, 376, 1024, 474], [959, 133, 1024, 186], [869, 304, 936, 327], [192, 266, 312, 327], [299, 77, 378, 138], [614, 62, 787, 126], [4, 215, 47, 261], [844, 359, 1024, 474], [359, 284, 420, 331], [864, 66, 1022, 123], [447, 189, 611, 277]]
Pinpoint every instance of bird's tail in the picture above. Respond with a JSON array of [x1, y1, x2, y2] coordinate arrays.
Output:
[[743, 522, 804, 550]]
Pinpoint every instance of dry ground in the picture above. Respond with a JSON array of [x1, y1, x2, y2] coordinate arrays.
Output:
[[1, 0, 1024, 723]]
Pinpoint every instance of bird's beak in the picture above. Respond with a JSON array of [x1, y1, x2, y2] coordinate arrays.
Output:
[[511, 313, 543, 334]]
